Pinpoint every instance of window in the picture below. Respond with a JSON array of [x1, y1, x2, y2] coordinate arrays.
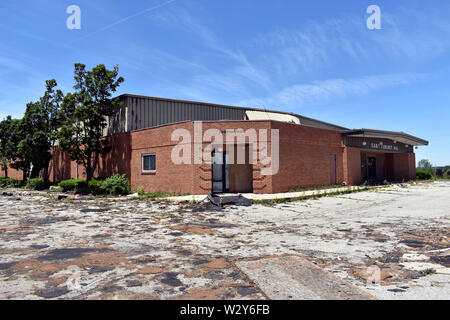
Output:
[[142, 154, 156, 172]]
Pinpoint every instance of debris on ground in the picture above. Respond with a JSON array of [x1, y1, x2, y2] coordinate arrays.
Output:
[[0, 181, 449, 300], [207, 193, 253, 207], [348, 267, 393, 283]]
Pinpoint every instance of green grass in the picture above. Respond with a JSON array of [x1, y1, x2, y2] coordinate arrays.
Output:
[[254, 186, 376, 205], [288, 184, 346, 193], [420, 268, 436, 276], [130, 190, 190, 200]]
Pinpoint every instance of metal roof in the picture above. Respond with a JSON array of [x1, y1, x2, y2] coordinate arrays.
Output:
[[111, 94, 429, 147], [342, 128, 429, 146], [115, 94, 348, 132]]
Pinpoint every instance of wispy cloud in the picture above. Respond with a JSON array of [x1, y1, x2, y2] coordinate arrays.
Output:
[[70, 0, 178, 43], [239, 72, 429, 109], [0, 56, 30, 73], [146, 3, 450, 105], [247, 9, 450, 79], [151, 5, 272, 91]]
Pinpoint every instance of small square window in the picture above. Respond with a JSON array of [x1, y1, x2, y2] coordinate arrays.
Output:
[[142, 154, 156, 172]]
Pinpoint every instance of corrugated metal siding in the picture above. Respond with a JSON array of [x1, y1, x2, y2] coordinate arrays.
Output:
[[105, 100, 127, 136], [105, 94, 347, 135], [120, 96, 247, 132], [299, 116, 347, 131]]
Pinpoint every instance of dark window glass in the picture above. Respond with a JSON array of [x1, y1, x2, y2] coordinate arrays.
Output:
[[142, 154, 156, 171]]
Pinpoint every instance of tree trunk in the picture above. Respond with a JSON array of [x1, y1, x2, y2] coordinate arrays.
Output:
[[86, 164, 93, 182], [43, 166, 49, 185], [30, 165, 40, 179]]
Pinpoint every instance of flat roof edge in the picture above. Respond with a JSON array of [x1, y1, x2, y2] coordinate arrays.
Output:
[[343, 128, 429, 146]]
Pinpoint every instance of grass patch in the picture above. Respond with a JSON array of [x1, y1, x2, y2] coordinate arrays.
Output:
[[288, 184, 346, 193], [420, 268, 436, 276], [129, 190, 190, 200], [254, 186, 376, 205]]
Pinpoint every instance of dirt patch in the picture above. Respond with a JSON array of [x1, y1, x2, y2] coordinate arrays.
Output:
[[36, 264, 68, 273], [348, 267, 393, 283], [170, 225, 216, 235], [176, 287, 229, 300], [203, 258, 231, 269], [246, 261, 267, 269], [11, 259, 41, 272], [72, 251, 126, 269], [90, 290, 159, 300], [138, 266, 166, 275]]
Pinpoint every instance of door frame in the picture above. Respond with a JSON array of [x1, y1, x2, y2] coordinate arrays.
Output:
[[211, 150, 229, 193]]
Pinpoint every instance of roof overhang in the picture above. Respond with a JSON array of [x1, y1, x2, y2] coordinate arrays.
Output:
[[342, 129, 428, 146], [245, 110, 301, 124]]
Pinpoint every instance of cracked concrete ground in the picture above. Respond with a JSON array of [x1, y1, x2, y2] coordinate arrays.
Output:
[[0, 181, 448, 300]]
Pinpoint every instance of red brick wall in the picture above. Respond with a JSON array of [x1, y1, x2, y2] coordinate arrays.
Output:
[[392, 153, 416, 181], [0, 164, 23, 180], [47, 133, 131, 182], [408, 153, 416, 180], [1, 120, 419, 193], [130, 122, 195, 194], [129, 120, 274, 194], [97, 133, 131, 179], [271, 122, 345, 193], [343, 147, 361, 185], [49, 147, 72, 182], [197, 121, 273, 194]]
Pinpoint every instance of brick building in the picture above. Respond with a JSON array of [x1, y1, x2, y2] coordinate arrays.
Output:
[[1, 94, 428, 194]]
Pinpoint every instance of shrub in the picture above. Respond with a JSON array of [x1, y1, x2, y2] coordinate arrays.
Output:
[[416, 170, 433, 180], [100, 174, 130, 196], [0, 177, 24, 188], [12, 179, 25, 187], [88, 179, 104, 195], [137, 186, 145, 196], [435, 168, 444, 177], [26, 178, 47, 190], [58, 179, 88, 193], [0, 177, 12, 187]]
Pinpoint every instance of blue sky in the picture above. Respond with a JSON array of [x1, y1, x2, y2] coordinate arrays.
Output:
[[0, 0, 449, 165]]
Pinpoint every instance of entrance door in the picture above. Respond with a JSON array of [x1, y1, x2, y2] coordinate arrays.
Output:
[[330, 154, 336, 185], [229, 144, 253, 193], [361, 153, 367, 183], [212, 150, 229, 193], [367, 157, 377, 183]]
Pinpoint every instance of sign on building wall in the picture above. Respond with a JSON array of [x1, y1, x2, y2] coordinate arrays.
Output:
[[343, 136, 414, 153]]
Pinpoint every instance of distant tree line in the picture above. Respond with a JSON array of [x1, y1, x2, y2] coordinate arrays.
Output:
[[417, 159, 450, 178], [0, 63, 124, 184]]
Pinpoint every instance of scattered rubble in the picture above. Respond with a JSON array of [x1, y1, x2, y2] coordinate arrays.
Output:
[[0, 181, 449, 300]]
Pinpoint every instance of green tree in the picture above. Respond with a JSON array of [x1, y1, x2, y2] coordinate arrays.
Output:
[[18, 80, 63, 183], [417, 159, 434, 174], [0, 116, 15, 177], [7, 117, 30, 180], [59, 63, 124, 181]]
